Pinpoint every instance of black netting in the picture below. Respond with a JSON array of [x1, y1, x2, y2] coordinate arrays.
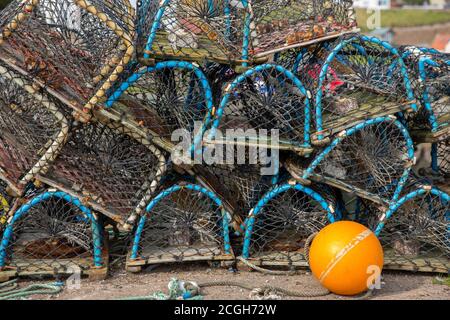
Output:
[[0, 60, 70, 196], [211, 65, 309, 148], [314, 121, 412, 202], [290, 34, 415, 138], [400, 47, 449, 133], [107, 63, 212, 143], [194, 162, 275, 221], [437, 138, 449, 178], [39, 120, 166, 226], [379, 188, 449, 260], [245, 184, 336, 267], [128, 183, 232, 265], [286, 118, 414, 205]]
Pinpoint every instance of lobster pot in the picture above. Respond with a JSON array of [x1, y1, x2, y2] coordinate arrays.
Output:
[[105, 61, 214, 154], [286, 117, 415, 207], [240, 183, 337, 269], [373, 186, 450, 273], [0, 191, 107, 281], [126, 183, 234, 271], [246, 0, 356, 59], [38, 120, 167, 228], [0, 0, 135, 114], [206, 64, 312, 152], [400, 48, 449, 139], [136, 0, 357, 64], [0, 61, 70, 197], [291, 34, 417, 143]]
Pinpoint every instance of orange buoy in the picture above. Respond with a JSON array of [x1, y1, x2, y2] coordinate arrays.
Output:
[[309, 221, 384, 296]]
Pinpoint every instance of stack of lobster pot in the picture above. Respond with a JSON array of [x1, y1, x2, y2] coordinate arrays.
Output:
[[371, 47, 449, 272], [112, 0, 362, 273], [0, 0, 448, 282], [0, 0, 139, 281]]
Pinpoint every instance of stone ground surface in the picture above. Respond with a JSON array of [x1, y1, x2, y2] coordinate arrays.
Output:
[[11, 262, 450, 300]]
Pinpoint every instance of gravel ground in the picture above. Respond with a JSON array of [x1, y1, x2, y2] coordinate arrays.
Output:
[[11, 262, 450, 300]]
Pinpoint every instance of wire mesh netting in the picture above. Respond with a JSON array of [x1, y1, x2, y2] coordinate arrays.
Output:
[[0, 0, 135, 114], [192, 148, 277, 226], [105, 61, 214, 150], [0, 191, 105, 276], [285, 34, 416, 142], [38, 120, 167, 227], [289, 117, 415, 206], [207, 64, 311, 150], [435, 138, 449, 178], [137, 0, 247, 63], [0, 60, 70, 197], [137, 0, 356, 64], [400, 47, 449, 135], [374, 186, 449, 265], [241, 183, 337, 267], [127, 183, 233, 268]]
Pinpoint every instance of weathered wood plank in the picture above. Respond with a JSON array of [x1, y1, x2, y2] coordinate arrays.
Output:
[[312, 99, 413, 143], [238, 252, 449, 274], [126, 245, 234, 269]]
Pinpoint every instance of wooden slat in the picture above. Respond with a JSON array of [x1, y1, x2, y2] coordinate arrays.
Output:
[[284, 157, 389, 207], [312, 99, 413, 142], [253, 28, 361, 58], [410, 125, 450, 144], [239, 251, 449, 274], [127, 245, 234, 267], [203, 137, 314, 155], [0, 248, 109, 282]]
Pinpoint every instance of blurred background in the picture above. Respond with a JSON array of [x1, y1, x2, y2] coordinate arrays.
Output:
[[355, 0, 450, 51], [0, 0, 449, 49]]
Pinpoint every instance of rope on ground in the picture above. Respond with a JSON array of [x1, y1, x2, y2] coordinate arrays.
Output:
[[117, 233, 375, 300], [236, 232, 317, 276], [0, 279, 18, 293], [0, 279, 64, 300], [195, 280, 330, 299], [118, 278, 203, 300]]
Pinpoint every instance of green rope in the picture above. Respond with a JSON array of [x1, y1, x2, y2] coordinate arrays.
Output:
[[118, 278, 203, 300], [196, 280, 330, 299], [0, 279, 19, 293], [0, 279, 64, 300], [433, 276, 450, 286]]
